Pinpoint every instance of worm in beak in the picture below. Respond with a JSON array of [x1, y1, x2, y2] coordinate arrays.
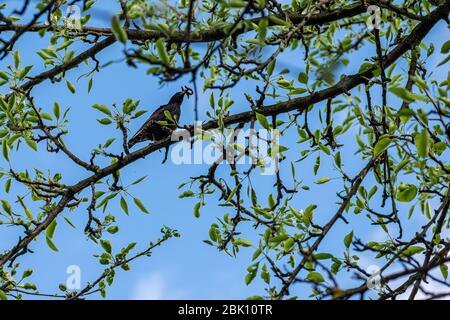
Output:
[[181, 85, 194, 99]]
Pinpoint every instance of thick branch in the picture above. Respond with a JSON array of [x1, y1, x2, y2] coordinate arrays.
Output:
[[0, 5, 367, 43]]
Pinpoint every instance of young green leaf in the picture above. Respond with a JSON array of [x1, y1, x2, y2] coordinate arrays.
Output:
[[306, 271, 325, 283], [234, 238, 253, 247], [415, 129, 429, 158], [2, 140, 10, 161], [396, 183, 418, 203], [46, 220, 57, 239], [344, 230, 353, 249], [53, 102, 60, 120], [120, 197, 129, 215], [255, 112, 270, 130], [66, 80, 76, 94], [133, 197, 149, 214], [194, 202, 201, 218], [46, 237, 59, 252], [92, 104, 112, 116], [314, 177, 331, 184], [111, 16, 128, 43], [100, 239, 112, 254], [0, 290, 8, 300], [373, 137, 392, 157], [155, 38, 170, 64]]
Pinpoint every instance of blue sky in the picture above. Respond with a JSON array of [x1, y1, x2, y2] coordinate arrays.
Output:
[[0, 1, 449, 299]]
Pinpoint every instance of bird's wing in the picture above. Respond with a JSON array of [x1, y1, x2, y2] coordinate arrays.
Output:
[[129, 103, 169, 140], [148, 103, 171, 121]]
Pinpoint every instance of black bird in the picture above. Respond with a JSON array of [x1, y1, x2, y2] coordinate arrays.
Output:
[[128, 86, 193, 149]]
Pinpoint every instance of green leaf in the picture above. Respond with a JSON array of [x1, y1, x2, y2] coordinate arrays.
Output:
[[25, 137, 37, 151], [268, 15, 290, 27], [1, 200, 12, 215], [245, 271, 256, 285], [396, 108, 415, 124], [155, 38, 170, 64], [46, 237, 59, 252], [56, 40, 74, 52], [164, 110, 174, 122], [441, 40, 450, 54], [7, 93, 15, 111], [0, 290, 8, 300], [18, 65, 32, 80], [63, 217, 76, 229], [261, 268, 270, 284], [344, 230, 353, 249], [437, 54, 450, 67], [314, 253, 333, 260], [92, 104, 112, 116], [257, 18, 268, 42], [303, 204, 316, 226], [314, 177, 331, 184], [229, 0, 247, 8], [130, 176, 147, 185], [179, 190, 195, 198], [209, 227, 218, 242], [4, 179, 11, 193], [22, 269, 33, 278], [390, 87, 414, 102], [396, 183, 418, 203], [120, 197, 129, 215], [193, 202, 201, 218], [306, 271, 324, 283], [415, 129, 429, 158], [18, 196, 33, 220], [289, 88, 308, 95], [97, 118, 112, 125], [111, 16, 128, 43], [104, 138, 116, 148], [334, 152, 341, 167], [23, 283, 37, 290], [133, 197, 149, 214], [88, 78, 94, 93], [0, 71, 9, 81], [289, 206, 303, 220], [440, 264, 448, 280], [402, 246, 424, 257], [267, 59, 276, 77], [41, 113, 53, 121], [226, 186, 238, 203], [107, 226, 119, 234], [373, 137, 392, 157], [100, 239, 112, 254], [298, 72, 308, 84], [284, 238, 295, 251], [66, 80, 76, 94], [255, 112, 270, 130], [234, 238, 253, 247], [395, 158, 409, 174], [46, 220, 57, 239], [390, 87, 427, 103], [13, 50, 21, 68], [2, 140, 10, 161], [269, 234, 289, 243], [53, 102, 60, 119]]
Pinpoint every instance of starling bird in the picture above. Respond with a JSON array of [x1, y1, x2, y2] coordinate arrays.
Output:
[[128, 86, 193, 149]]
